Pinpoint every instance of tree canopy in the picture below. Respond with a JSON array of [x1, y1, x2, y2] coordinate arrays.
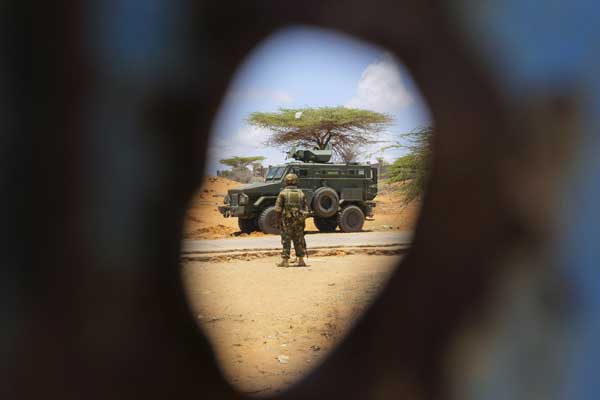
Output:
[[387, 126, 433, 205], [338, 145, 360, 163], [219, 156, 266, 169], [248, 106, 392, 159]]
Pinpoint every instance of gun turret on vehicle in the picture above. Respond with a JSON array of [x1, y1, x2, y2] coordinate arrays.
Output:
[[218, 147, 378, 234], [287, 148, 332, 163]]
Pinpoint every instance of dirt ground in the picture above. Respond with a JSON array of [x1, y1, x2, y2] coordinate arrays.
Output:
[[182, 254, 400, 396], [184, 176, 419, 239]]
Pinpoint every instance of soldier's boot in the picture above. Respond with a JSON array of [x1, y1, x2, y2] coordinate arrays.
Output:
[[297, 257, 306, 267], [276, 258, 289, 268]]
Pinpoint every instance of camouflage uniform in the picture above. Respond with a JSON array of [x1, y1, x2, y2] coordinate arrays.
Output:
[[274, 177, 307, 264]]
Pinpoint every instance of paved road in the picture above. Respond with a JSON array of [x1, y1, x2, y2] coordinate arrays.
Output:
[[182, 231, 412, 254]]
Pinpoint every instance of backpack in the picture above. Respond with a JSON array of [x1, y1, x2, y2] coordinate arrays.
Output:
[[283, 189, 304, 219]]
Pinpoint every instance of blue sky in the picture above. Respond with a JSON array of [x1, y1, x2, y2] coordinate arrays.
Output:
[[208, 26, 431, 174]]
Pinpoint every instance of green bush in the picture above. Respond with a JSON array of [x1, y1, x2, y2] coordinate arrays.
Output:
[[387, 127, 432, 205]]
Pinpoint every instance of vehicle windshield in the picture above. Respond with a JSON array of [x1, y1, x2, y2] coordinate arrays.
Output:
[[266, 166, 287, 181]]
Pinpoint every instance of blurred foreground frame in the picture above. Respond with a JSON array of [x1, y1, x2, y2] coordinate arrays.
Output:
[[4, 1, 598, 399]]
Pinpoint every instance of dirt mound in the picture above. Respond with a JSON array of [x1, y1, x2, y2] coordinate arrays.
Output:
[[184, 176, 241, 239], [186, 224, 238, 240], [188, 176, 239, 202], [203, 176, 239, 193]]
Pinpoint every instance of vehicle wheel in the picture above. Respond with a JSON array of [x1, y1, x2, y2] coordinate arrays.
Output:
[[258, 206, 281, 235], [337, 205, 365, 232], [312, 187, 339, 218], [313, 216, 338, 232], [238, 217, 258, 233]]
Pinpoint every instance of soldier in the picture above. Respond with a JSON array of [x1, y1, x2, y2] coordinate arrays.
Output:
[[274, 173, 308, 267]]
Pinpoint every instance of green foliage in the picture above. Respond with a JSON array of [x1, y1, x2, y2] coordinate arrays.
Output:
[[219, 156, 266, 169], [387, 127, 433, 205], [248, 106, 392, 159]]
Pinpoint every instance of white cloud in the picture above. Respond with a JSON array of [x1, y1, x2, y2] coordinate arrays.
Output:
[[231, 125, 271, 147], [207, 126, 285, 173], [346, 53, 413, 113], [228, 88, 294, 104]]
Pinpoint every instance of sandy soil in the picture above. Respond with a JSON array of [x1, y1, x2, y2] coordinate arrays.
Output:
[[183, 176, 419, 240], [182, 254, 400, 396]]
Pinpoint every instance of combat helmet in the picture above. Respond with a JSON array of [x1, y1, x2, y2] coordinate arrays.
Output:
[[284, 173, 298, 186]]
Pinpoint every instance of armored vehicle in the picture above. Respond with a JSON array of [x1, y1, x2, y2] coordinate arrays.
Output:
[[218, 148, 378, 234]]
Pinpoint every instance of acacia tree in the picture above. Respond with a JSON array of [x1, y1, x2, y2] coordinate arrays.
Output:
[[248, 106, 392, 159], [219, 156, 266, 170], [219, 156, 266, 183], [338, 145, 360, 163], [387, 126, 433, 205]]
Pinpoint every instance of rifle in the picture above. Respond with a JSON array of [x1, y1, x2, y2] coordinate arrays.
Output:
[[302, 211, 308, 258], [302, 234, 308, 258]]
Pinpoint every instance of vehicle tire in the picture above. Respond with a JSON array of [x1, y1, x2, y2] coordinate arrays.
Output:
[[337, 205, 365, 232], [312, 187, 339, 218], [238, 217, 258, 233], [258, 206, 281, 235], [313, 216, 338, 232]]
